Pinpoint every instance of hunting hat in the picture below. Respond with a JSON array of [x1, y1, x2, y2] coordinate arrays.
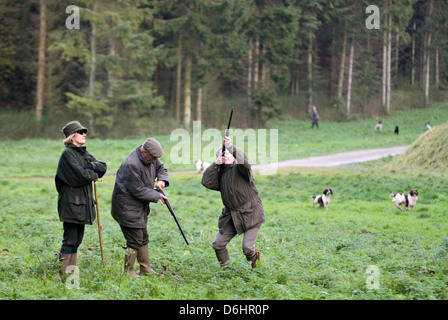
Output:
[[62, 121, 88, 137], [143, 137, 163, 158]]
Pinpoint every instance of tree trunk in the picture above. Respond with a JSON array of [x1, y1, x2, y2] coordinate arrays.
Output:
[[386, 10, 391, 115], [424, 0, 434, 108], [337, 22, 347, 98], [411, 22, 416, 87], [253, 36, 260, 127], [424, 33, 431, 108], [107, 36, 116, 98], [36, 0, 46, 121], [346, 37, 354, 120], [254, 36, 259, 91], [307, 31, 313, 115], [184, 54, 192, 128], [394, 34, 399, 88], [175, 45, 182, 122], [247, 38, 252, 114], [88, 32, 97, 132], [382, 26, 387, 109], [196, 87, 202, 122], [88, 2, 97, 133], [435, 46, 439, 89]]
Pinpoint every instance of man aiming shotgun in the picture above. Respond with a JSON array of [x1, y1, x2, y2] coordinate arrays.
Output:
[[201, 108, 266, 269]]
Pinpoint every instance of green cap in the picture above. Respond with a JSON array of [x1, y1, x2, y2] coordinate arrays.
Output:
[[62, 121, 88, 137]]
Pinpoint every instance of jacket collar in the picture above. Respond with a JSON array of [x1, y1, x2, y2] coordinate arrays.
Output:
[[136, 146, 152, 166], [67, 143, 87, 153]]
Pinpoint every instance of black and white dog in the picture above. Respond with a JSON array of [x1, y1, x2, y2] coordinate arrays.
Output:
[[311, 188, 333, 209], [194, 159, 211, 173], [389, 189, 419, 211]]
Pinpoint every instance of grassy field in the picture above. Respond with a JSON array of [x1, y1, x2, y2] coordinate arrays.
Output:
[[1, 104, 448, 301]]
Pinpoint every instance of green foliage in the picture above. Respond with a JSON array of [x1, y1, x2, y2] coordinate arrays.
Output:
[[65, 93, 110, 126]]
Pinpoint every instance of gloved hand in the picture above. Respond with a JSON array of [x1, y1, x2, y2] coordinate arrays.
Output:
[[83, 162, 93, 170]]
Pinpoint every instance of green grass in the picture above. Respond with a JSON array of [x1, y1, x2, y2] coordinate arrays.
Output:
[[1, 103, 448, 300], [1, 170, 448, 300]]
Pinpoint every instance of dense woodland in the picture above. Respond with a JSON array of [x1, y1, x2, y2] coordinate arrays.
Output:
[[1, 0, 448, 137]]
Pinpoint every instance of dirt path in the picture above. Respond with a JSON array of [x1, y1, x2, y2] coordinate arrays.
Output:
[[252, 146, 408, 171]]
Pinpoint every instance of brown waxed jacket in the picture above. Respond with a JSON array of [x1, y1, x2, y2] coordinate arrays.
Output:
[[111, 146, 169, 228], [201, 146, 265, 235]]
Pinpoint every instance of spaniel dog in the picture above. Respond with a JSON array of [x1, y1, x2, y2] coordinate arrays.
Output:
[[194, 159, 211, 173], [389, 189, 419, 211], [311, 188, 333, 209]]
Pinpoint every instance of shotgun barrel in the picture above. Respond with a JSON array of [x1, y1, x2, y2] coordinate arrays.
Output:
[[155, 187, 189, 245], [222, 107, 234, 156]]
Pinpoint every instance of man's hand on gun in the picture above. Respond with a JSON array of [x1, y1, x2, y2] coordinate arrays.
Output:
[[155, 179, 167, 204], [216, 137, 235, 165]]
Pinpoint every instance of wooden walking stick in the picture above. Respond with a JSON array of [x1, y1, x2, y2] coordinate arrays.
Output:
[[94, 180, 105, 267]]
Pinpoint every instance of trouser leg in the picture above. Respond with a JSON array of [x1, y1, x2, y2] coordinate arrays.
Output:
[[242, 225, 261, 268], [120, 225, 153, 276], [60, 222, 85, 277], [242, 225, 260, 259], [212, 219, 237, 267], [61, 222, 85, 254]]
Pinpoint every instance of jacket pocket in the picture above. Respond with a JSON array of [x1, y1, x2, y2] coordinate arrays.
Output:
[[68, 187, 87, 222], [235, 200, 256, 232]]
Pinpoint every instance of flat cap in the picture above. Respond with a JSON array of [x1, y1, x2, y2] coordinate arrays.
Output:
[[143, 137, 163, 158]]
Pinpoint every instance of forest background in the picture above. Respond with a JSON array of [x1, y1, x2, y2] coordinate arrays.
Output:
[[0, 0, 447, 139]]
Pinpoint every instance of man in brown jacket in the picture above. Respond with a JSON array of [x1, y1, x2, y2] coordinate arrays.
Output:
[[201, 136, 265, 268], [111, 138, 169, 277]]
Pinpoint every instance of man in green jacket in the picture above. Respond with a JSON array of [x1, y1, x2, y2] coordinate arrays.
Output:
[[202, 136, 265, 269], [55, 121, 107, 278], [111, 138, 169, 277]]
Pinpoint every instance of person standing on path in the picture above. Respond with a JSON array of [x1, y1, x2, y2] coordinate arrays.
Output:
[[55, 121, 107, 279], [111, 138, 169, 277], [202, 136, 265, 269], [311, 105, 319, 129]]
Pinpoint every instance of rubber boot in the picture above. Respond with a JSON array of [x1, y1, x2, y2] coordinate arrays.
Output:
[[215, 249, 231, 269], [69, 252, 77, 268], [124, 247, 140, 278], [137, 244, 156, 275], [247, 251, 260, 269], [59, 252, 71, 278]]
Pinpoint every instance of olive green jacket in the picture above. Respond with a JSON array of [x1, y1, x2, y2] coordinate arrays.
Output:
[[55, 144, 107, 225], [201, 146, 265, 235]]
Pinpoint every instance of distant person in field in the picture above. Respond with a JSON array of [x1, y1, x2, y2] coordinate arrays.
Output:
[[311, 105, 319, 129], [201, 136, 265, 269], [111, 138, 169, 278], [55, 121, 107, 279]]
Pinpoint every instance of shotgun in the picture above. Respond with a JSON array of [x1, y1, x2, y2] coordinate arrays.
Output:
[[155, 186, 189, 245], [222, 107, 234, 156]]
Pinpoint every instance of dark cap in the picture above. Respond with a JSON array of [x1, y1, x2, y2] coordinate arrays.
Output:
[[143, 137, 163, 158], [62, 121, 88, 137]]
